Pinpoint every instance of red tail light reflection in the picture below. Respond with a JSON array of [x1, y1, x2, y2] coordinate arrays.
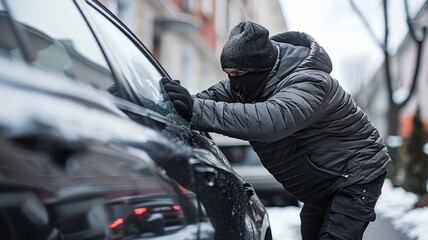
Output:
[[134, 207, 147, 215], [109, 218, 124, 229], [172, 205, 181, 211]]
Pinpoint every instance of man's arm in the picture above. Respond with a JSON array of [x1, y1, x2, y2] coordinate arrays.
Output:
[[195, 79, 236, 103], [190, 74, 328, 142]]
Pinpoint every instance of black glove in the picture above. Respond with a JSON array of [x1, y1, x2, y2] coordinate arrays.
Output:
[[160, 78, 194, 122]]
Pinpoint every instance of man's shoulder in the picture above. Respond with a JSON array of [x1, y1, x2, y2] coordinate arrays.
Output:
[[279, 69, 331, 86], [294, 69, 331, 79]]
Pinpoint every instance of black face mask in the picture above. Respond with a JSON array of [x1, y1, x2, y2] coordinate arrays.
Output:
[[229, 71, 270, 103]]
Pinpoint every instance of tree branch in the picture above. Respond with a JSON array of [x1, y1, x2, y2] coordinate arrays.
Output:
[[404, 0, 423, 42], [398, 0, 427, 107], [382, 0, 394, 104], [349, 0, 384, 49]]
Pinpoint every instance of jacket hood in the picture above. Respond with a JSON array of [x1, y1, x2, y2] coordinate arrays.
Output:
[[259, 31, 332, 98], [272, 31, 333, 73]]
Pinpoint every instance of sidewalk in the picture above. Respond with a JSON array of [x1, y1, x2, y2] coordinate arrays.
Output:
[[363, 216, 408, 240]]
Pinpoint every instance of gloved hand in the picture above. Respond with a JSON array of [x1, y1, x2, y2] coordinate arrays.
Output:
[[160, 78, 194, 122]]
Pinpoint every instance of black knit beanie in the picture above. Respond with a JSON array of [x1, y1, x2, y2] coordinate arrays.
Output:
[[220, 21, 277, 72]]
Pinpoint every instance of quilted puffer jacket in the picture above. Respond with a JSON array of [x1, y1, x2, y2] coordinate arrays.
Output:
[[191, 31, 390, 204]]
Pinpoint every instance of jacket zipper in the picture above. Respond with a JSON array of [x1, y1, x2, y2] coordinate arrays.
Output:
[[304, 155, 349, 178]]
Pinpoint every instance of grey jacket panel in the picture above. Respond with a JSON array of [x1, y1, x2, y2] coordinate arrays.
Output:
[[191, 31, 390, 204]]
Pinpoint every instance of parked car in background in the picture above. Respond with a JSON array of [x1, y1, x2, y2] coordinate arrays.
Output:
[[0, 0, 272, 239], [105, 195, 187, 238], [211, 134, 299, 207]]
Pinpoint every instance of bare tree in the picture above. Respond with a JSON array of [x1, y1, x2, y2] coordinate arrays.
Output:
[[349, 0, 427, 135]]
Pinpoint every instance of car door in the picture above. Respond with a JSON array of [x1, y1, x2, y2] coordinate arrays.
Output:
[[78, 1, 269, 239], [0, 0, 208, 239]]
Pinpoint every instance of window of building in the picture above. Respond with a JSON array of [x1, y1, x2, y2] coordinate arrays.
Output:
[[182, 0, 197, 13], [106, 0, 134, 30], [201, 0, 213, 18]]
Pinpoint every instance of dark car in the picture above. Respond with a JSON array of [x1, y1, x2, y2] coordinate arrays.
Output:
[[211, 134, 298, 207], [0, 0, 271, 239]]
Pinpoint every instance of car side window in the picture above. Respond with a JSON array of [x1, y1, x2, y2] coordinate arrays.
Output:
[[5, 0, 115, 91], [85, 4, 181, 120]]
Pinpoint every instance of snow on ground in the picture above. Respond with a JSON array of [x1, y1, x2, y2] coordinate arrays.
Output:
[[266, 179, 428, 240], [376, 180, 428, 240], [266, 206, 302, 240]]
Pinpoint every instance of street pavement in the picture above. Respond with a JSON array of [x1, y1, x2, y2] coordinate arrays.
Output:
[[363, 216, 408, 240], [268, 207, 409, 240]]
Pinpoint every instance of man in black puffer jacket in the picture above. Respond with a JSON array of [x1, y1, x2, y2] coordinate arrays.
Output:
[[162, 21, 390, 240]]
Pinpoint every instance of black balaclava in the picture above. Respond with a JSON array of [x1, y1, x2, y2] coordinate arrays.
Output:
[[229, 71, 270, 103], [220, 21, 277, 103]]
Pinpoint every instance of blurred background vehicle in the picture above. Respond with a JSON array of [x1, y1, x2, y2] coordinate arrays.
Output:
[[106, 195, 186, 238], [0, 0, 272, 239], [211, 134, 298, 207]]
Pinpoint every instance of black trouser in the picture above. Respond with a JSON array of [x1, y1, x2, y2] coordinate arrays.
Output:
[[300, 173, 386, 240]]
